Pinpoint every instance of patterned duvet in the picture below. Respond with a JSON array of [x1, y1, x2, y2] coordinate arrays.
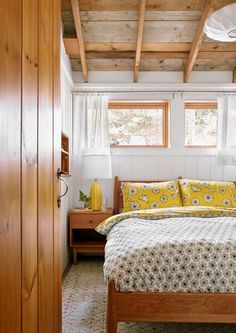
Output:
[[96, 207, 236, 293]]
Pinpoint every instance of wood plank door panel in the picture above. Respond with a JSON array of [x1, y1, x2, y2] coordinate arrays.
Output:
[[0, 0, 22, 332], [21, 0, 39, 332], [38, 0, 55, 332], [0, 0, 62, 332], [53, 0, 62, 332]]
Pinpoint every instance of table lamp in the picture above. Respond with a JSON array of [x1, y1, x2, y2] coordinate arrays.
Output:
[[81, 154, 112, 210]]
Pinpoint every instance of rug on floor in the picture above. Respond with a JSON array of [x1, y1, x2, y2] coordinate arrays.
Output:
[[62, 258, 236, 333]]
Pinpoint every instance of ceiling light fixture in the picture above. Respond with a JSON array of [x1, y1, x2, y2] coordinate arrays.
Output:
[[228, 29, 236, 39], [204, 3, 236, 42]]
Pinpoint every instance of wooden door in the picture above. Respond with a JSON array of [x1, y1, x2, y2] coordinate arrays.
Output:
[[0, 1, 22, 332], [0, 0, 62, 332]]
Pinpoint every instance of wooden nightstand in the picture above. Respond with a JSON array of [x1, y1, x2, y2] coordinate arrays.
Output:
[[70, 208, 113, 264]]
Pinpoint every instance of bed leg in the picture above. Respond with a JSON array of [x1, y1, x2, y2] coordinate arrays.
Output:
[[106, 281, 117, 333]]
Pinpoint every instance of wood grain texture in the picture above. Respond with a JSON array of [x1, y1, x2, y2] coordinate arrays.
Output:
[[114, 285, 236, 323], [71, 0, 88, 82], [68, 50, 236, 60], [21, 0, 38, 332], [70, 58, 186, 71], [193, 59, 236, 71], [1, 1, 61, 332], [61, 0, 236, 73], [62, 10, 202, 22], [61, 0, 235, 11], [64, 20, 199, 42], [134, 0, 146, 82], [137, 59, 184, 71], [233, 67, 236, 83], [71, 57, 236, 71], [185, 102, 217, 109], [64, 38, 236, 54], [184, 0, 216, 82], [38, 0, 54, 332], [107, 281, 117, 333], [53, 0, 62, 332], [0, 0, 22, 332]]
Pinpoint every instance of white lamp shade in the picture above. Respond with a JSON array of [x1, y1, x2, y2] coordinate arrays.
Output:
[[204, 4, 236, 42], [81, 154, 112, 180]]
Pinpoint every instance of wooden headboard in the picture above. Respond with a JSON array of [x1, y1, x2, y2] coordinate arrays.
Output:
[[113, 176, 171, 215]]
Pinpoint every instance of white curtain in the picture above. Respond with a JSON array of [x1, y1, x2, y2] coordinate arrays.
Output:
[[217, 94, 236, 165], [73, 93, 110, 156]]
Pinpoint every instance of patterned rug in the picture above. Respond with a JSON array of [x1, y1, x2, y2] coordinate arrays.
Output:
[[62, 258, 236, 333]]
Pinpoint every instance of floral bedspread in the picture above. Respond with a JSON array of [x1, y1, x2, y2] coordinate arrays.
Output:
[[96, 207, 236, 292]]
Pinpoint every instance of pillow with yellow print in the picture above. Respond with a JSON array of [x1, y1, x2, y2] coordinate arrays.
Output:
[[121, 181, 182, 212], [179, 179, 236, 208]]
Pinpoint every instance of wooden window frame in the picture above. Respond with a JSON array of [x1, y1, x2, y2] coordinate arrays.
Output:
[[108, 100, 169, 148], [184, 102, 218, 148]]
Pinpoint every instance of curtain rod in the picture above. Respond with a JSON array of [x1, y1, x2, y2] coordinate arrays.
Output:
[[72, 90, 236, 94], [72, 84, 236, 94]]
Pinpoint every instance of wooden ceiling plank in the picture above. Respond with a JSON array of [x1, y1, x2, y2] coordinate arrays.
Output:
[[86, 51, 135, 59], [71, 58, 236, 72], [62, 0, 236, 11], [68, 50, 236, 60], [63, 39, 192, 53], [63, 20, 199, 43], [134, 0, 146, 82], [62, 10, 202, 22], [198, 51, 236, 59], [63, 38, 236, 59], [233, 67, 236, 83], [201, 43, 236, 52], [71, 0, 88, 82], [194, 59, 236, 71], [184, 0, 216, 82]]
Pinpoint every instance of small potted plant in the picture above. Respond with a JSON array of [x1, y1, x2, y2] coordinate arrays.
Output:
[[79, 190, 90, 209]]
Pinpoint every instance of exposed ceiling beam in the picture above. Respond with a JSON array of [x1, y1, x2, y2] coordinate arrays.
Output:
[[64, 47, 236, 61], [184, 0, 216, 83], [134, 0, 146, 82], [62, 0, 236, 11], [71, 0, 88, 82], [64, 38, 236, 55], [233, 67, 236, 83]]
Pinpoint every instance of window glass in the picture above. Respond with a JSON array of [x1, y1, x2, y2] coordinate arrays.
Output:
[[185, 103, 217, 147], [109, 108, 165, 146]]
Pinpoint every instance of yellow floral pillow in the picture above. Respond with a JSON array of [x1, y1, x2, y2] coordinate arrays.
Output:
[[179, 179, 236, 208], [121, 181, 182, 212]]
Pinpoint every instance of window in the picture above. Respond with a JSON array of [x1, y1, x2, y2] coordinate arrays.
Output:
[[185, 102, 217, 147], [108, 101, 168, 147]]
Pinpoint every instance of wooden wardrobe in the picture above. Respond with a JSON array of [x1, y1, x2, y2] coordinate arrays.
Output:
[[0, 0, 62, 332]]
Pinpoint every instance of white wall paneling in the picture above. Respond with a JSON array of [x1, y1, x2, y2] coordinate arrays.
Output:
[[61, 38, 74, 273], [78, 154, 236, 209]]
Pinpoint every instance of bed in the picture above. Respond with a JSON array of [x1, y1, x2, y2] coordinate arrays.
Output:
[[97, 176, 236, 333]]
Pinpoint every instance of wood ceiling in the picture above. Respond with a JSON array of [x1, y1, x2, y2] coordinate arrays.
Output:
[[61, 0, 236, 82]]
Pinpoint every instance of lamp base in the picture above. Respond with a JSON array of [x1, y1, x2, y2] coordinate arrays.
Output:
[[89, 179, 102, 210]]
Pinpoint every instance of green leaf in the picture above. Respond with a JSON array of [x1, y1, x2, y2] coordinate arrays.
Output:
[[79, 190, 90, 203]]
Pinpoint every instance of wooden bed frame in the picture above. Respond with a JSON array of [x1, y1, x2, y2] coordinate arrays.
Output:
[[106, 176, 236, 333]]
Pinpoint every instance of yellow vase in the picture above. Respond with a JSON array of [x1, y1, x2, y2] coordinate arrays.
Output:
[[89, 179, 102, 210]]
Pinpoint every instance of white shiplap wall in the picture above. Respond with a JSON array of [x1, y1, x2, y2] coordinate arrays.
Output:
[[86, 154, 236, 210], [61, 39, 74, 273], [76, 89, 236, 209]]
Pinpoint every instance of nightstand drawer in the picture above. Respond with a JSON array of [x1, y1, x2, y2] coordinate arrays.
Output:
[[71, 213, 109, 229]]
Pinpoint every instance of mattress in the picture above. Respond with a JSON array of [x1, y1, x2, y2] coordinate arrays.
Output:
[[96, 207, 236, 293]]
